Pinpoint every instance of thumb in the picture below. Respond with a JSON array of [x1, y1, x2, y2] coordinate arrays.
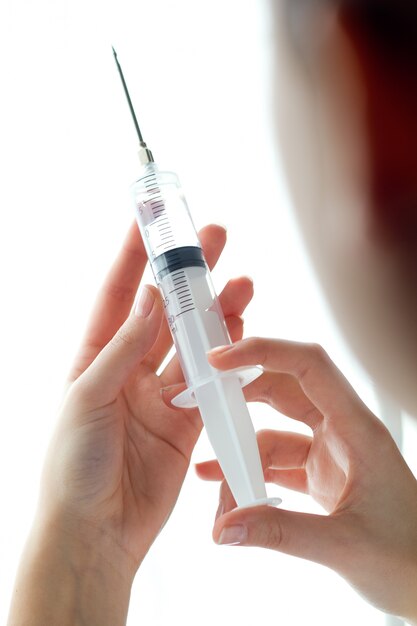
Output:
[[77, 285, 163, 402], [213, 506, 347, 568]]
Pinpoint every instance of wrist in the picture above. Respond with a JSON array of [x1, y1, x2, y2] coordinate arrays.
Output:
[[8, 509, 137, 626]]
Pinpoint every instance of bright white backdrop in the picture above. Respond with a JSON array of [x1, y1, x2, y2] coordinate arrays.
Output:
[[0, 0, 407, 624]]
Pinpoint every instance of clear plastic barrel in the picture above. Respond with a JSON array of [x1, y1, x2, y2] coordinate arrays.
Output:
[[131, 163, 231, 388], [131, 163, 277, 508], [131, 165, 200, 264]]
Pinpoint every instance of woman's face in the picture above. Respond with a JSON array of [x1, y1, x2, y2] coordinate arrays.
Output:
[[272, 0, 417, 415]]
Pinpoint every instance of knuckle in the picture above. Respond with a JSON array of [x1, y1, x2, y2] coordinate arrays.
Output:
[[105, 282, 136, 303], [258, 518, 283, 550], [110, 325, 136, 349], [244, 336, 262, 347], [243, 336, 269, 365], [256, 374, 276, 407], [307, 342, 329, 362], [296, 343, 329, 380]]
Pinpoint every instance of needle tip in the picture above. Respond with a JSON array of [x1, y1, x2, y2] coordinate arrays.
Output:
[[112, 46, 117, 57]]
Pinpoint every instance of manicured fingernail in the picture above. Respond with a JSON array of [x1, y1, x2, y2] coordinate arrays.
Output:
[[215, 500, 224, 522], [217, 525, 247, 546], [135, 286, 155, 318], [208, 344, 234, 357]]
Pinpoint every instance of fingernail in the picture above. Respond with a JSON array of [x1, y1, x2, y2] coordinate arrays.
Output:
[[208, 344, 234, 357], [217, 525, 247, 546], [215, 500, 224, 522], [135, 286, 155, 318], [212, 222, 228, 232], [160, 383, 187, 408], [242, 275, 254, 284], [160, 387, 173, 407]]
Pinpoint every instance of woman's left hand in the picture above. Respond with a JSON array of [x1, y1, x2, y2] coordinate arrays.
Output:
[[38, 222, 252, 577]]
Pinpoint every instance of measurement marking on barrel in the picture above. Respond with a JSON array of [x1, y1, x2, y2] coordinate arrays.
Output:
[[177, 307, 195, 316]]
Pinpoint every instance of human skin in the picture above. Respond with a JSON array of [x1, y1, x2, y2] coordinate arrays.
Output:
[[196, 5, 417, 621], [8, 3, 417, 624], [196, 338, 417, 623], [7, 223, 254, 626]]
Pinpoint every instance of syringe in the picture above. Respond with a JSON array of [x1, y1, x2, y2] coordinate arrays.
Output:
[[112, 48, 281, 509]]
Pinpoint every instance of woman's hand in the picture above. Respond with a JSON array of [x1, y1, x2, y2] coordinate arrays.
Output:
[[7, 222, 253, 626], [196, 338, 417, 623], [41, 222, 253, 569]]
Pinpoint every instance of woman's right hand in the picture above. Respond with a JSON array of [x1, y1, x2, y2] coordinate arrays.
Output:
[[196, 338, 417, 623]]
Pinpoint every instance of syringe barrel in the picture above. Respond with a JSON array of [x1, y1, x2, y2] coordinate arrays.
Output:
[[131, 165, 201, 261], [131, 163, 231, 388], [131, 163, 270, 508]]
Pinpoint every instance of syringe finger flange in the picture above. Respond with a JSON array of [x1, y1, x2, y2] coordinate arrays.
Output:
[[171, 366, 264, 409]]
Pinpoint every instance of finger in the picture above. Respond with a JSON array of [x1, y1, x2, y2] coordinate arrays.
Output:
[[263, 468, 308, 494], [74, 285, 163, 405], [198, 462, 308, 495], [204, 429, 312, 521], [197, 430, 312, 505], [195, 459, 224, 481], [69, 223, 227, 382], [223, 315, 245, 342], [214, 479, 237, 522], [214, 276, 254, 317], [242, 371, 321, 429], [196, 429, 311, 479], [160, 312, 244, 389], [212, 506, 348, 569], [208, 338, 368, 427], [68, 221, 148, 382]]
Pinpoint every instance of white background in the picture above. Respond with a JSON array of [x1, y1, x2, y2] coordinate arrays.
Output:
[[0, 0, 414, 624]]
